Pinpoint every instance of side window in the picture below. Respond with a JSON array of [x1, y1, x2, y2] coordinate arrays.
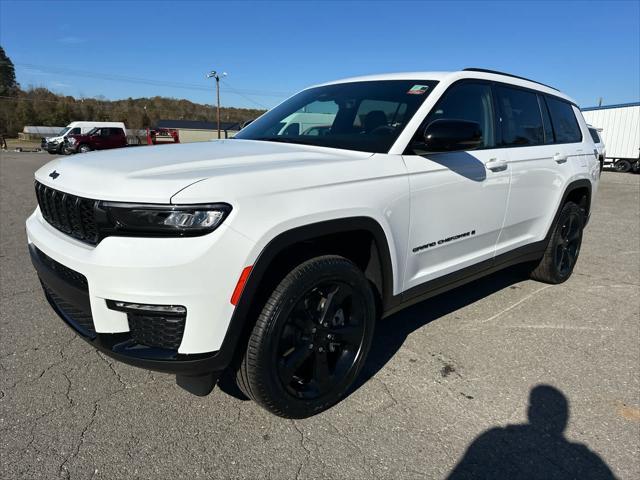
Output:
[[589, 128, 600, 143], [70, 128, 81, 135], [546, 97, 582, 143], [538, 95, 555, 144], [422, 82, 495, 148], [101, 128, 111, 136], [496, 86, 544, 146]]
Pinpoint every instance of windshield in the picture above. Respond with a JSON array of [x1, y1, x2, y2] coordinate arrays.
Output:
[[87, 127, 99, 136], [58, 127, 70, 136], [235, 80, 438, 153]]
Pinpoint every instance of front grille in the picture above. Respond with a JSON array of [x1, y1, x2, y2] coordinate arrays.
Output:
[[41, 283, 96, 338], [128, 313, 186, 350], [35, 181, 99, 245]]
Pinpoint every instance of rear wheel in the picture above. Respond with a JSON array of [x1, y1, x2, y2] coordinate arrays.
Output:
[[236, 255, 375, 418], [530, 202, 584, 284], [614, 159, 632, 173]]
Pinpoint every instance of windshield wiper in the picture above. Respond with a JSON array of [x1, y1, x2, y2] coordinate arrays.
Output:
[[254, 136, 300, 144]]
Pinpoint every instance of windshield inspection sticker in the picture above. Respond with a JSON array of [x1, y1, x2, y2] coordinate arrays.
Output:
[[407, 85, 430, 95]]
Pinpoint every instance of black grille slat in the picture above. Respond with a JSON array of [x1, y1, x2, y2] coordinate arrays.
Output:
[[35, 182, 99, 245], [128, 314, 186, 350], [34, 247, 88, 289], [43, 283, 96, 337], [35, 247, 95, 338]]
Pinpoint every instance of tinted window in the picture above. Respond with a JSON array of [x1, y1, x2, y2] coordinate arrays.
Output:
[[236, 80, 438, 153], [70, 128, 81, 135], [496, 86, 544, 146], [546, 97, 582, 143], [422, 82, 495, 148], [589, 128, 601, 143]]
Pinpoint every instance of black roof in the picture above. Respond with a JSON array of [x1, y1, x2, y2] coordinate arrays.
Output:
[[156, 119, 241, 130]]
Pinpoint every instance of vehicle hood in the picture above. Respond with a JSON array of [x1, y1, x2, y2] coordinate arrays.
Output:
[[44, 136, 64, 143], [34, 139, 372, 203]]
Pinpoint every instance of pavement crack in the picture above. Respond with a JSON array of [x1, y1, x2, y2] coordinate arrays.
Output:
[[292, 420, 311, 480], [58, 402, 98, 479], [95, 351, 127, 389]]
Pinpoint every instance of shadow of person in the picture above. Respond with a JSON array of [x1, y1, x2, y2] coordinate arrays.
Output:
[[447, 385, 616, 480]]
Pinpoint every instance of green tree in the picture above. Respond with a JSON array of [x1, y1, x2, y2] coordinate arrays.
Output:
[[0, 46, 19, 96]]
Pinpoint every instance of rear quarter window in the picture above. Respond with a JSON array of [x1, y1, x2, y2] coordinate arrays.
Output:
[[546, 97, 582, 143], [589, 128, 601, 143]]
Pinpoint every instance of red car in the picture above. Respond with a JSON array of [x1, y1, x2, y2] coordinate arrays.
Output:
[[65, 127, 127, 154]]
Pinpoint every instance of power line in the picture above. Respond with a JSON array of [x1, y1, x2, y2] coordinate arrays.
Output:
[[8, 62, 290, 99]]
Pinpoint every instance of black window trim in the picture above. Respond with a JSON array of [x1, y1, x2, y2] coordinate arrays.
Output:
[[403, 78, 583, 154], [405, 78, 501, 154]]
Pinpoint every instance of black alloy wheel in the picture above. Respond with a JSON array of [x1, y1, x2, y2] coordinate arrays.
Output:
[[276, 280, 366, 400], [530, 201, 584, 284], [554, 210, 582, 277], [236, 255, 376, 418]]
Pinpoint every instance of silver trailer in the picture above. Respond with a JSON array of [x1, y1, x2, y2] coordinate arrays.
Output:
[[582, 102, 640, 172]]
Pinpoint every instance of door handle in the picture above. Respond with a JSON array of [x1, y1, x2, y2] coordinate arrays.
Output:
[[485, 158, 508, 172], [553, 153, 568, 164]]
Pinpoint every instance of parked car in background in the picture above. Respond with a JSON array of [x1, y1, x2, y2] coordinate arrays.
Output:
[[582, 102, 640, 173], [42, 121, 126, 154], [588, 126, 605, 171], [65, 126, 127, 154], [151, 128, 180, 144]]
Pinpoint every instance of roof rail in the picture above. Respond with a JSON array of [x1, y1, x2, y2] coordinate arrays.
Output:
[[463, 68, 559, 91]]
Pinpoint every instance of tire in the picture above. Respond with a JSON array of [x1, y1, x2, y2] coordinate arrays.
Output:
[[236, 255, 376, 418], [78, 144, 92, 154], [614, 159, 632, 173], [530, 202, 584, 284]]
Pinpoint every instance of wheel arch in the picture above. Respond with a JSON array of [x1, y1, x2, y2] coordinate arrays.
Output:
[[216, 216, 395, 370]]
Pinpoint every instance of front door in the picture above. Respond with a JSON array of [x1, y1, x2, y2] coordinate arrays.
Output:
[[401, 81, 510, 293]]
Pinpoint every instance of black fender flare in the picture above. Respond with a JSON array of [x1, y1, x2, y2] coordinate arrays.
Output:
[[212, 216, 395, 370]]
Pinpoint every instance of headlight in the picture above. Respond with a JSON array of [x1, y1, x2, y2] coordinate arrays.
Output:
[[98, 202, 232, 237]]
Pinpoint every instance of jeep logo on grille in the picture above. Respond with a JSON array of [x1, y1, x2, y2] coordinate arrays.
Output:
[[49, 170, 60, 179]]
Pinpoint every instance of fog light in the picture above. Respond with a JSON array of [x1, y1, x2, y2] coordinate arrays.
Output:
[[107, 300, 186, 315]]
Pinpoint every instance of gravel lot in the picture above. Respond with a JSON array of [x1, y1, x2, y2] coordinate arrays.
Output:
[[1, 151, 638, 479]]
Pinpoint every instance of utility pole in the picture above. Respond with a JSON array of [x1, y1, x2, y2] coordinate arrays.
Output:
[[206, 70, 227, 138]]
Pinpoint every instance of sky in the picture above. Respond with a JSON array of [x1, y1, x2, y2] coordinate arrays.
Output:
[[1, 0, 638, 110]]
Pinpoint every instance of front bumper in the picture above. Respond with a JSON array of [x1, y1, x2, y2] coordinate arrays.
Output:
[[43, 141, 63, 153], [26, 207, 255, 374]]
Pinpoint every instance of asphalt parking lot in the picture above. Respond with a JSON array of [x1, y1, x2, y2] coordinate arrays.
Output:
[[1, 150, 638, 479]]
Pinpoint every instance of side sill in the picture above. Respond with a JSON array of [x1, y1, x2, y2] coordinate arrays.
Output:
[[382, 241, 545, 318]]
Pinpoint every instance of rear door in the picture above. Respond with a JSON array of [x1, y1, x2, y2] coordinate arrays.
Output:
[[495, 87, 579, 254], [401, 81, 510, 292]]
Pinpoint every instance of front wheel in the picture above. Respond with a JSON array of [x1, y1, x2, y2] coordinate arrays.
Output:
[[530, 202, 584, 284], [78, 144, 92, 154], [236, 255, 376, 418]]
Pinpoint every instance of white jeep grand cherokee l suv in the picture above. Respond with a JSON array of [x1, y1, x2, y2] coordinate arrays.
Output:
[[27, 68, 600, 418]]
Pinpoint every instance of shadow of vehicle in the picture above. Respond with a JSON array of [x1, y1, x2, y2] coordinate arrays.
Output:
[[354, 265, 528, 388], [219, 266, 531, 402], [447, 385, 616, 480]]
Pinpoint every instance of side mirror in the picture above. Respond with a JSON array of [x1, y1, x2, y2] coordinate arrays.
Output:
[[422, 119, 483, 152]]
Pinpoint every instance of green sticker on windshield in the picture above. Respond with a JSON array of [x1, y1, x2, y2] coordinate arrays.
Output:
[[407, 85, 430, 95]]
